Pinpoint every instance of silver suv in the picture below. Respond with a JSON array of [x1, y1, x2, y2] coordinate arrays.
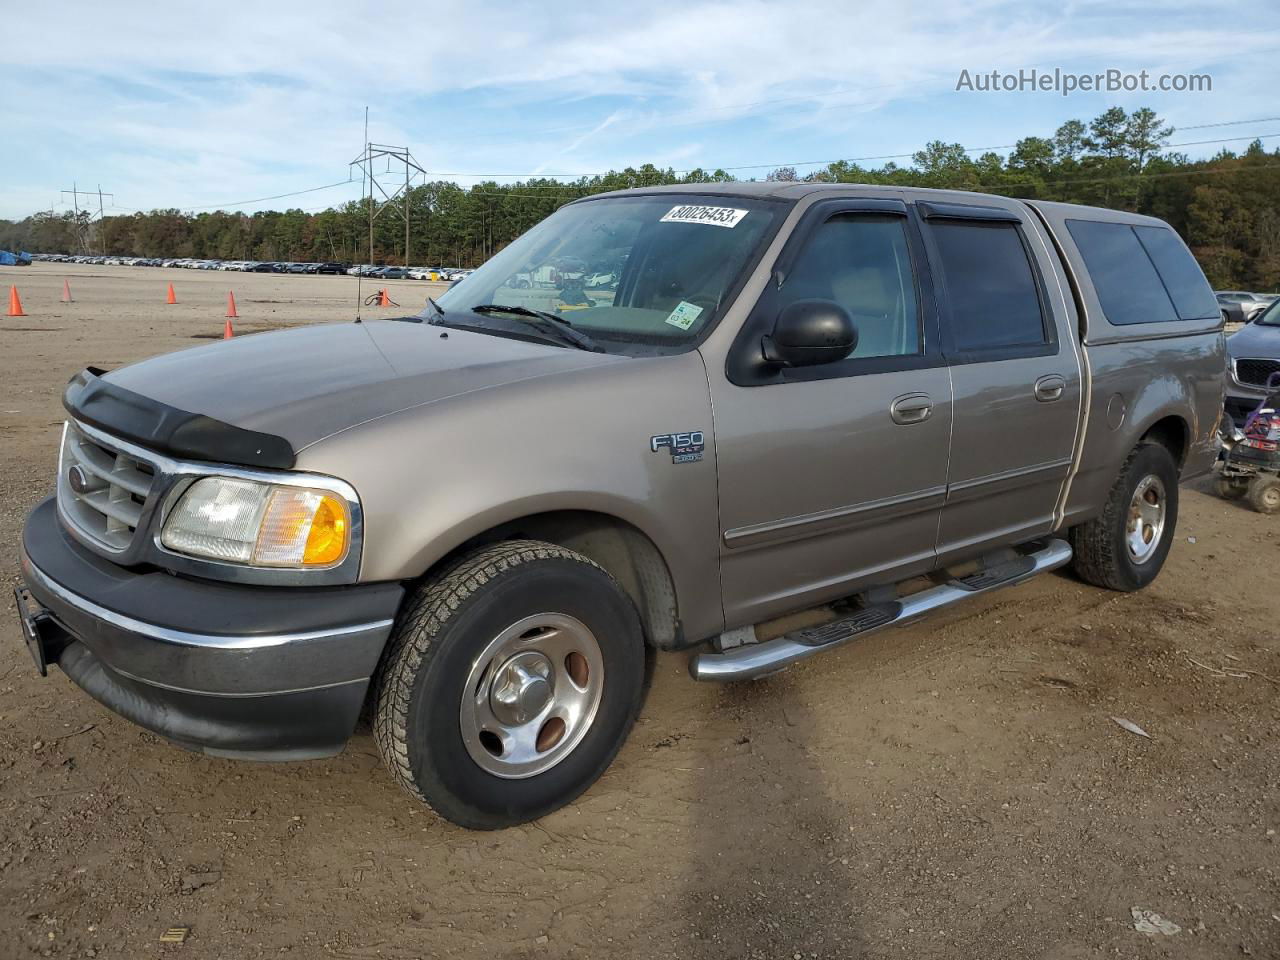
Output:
[[17, 183, 1224, 828]]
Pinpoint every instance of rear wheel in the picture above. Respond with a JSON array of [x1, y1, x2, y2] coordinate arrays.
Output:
[[373, 540, 647, 829], [1070, 442, 1179, 591], [1247, 475, 1280, 515]]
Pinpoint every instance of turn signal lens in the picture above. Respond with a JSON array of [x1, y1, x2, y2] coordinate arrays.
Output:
[[303, 494, 348, 565], [254, 489, 350, 567]]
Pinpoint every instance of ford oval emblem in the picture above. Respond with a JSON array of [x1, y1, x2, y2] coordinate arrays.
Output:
[[67, 464, 91, 494]]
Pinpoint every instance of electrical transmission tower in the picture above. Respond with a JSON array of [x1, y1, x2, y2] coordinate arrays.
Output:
[[60, 184, 113, 255], [349, 142, 427, 268]]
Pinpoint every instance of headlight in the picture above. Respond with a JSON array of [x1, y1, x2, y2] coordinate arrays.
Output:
[[160, 476, 352, 568]]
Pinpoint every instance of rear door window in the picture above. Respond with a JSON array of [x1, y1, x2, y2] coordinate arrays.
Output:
[[928, 220, 1050, 355]]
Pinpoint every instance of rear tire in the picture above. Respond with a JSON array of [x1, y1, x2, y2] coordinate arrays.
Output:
[[1070, 442, 1179, 591], [1247, 475, 1280, 515], [373, 540, 647, 829]]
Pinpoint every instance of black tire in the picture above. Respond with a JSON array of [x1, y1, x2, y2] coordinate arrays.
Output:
[[373, 539, 647, 829], [1247, 475, 1280, 515], [1069, 442, 1179, 591], [1215, 475, 1249, 500]]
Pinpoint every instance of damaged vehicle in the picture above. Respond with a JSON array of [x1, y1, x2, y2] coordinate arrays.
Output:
[[17, 183, 1223, 828]]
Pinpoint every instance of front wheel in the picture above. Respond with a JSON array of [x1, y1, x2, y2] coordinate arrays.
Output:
[[1070, 442, 1179, 591], [373, 540, 648, 829]]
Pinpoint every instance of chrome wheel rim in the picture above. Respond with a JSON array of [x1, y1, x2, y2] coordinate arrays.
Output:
[[1127, 474, 1166, 565], [460, 613, 604, 779]]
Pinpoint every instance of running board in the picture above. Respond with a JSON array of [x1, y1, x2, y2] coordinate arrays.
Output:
[[689, 538, 1073, 682]]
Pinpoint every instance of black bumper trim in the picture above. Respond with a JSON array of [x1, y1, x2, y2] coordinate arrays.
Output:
[[57, 635, 367, 760], [18, 496, 405, 758], [21, 497, 402, 695]]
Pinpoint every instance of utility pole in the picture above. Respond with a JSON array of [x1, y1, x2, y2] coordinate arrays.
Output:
[[60, 183, 113, 255], [349, 140, 426, 268]]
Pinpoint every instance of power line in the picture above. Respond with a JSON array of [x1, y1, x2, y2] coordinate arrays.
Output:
[[991, 160, 1280, 193], [42, 116, 1280, 217], [1179, 116, 1280, 131], [181, 179, 357, 210], [416, 130, 1280, 181]]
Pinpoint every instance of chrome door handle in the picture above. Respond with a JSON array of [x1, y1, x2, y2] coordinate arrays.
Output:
[[1034, 375, 1066, 402], [890, 393, 933, 425]]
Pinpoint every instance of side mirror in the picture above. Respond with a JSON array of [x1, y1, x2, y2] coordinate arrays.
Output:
[[762, 299, 857, 367]]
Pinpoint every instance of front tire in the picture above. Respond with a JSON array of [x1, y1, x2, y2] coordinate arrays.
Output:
[[373, 540, 647, 829], [1070, 442, 1179, 591]]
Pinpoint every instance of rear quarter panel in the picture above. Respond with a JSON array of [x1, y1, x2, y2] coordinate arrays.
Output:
[[1066, 333, 1224, 525], [1027, 200, 1225, 525]]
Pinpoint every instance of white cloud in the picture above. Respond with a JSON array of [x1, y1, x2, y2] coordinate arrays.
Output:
[[1, 0, 1276, 217]]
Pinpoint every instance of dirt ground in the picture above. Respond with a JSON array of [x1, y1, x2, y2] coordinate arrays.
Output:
[[1, 262, 1277, 960]]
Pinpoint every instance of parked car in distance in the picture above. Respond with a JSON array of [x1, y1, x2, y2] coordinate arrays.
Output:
[[1217, 291, 1272, 323], [17, 183, 1223, 830], [1224, 297, 1280, 425], [249, 262, 277, 273], [286, 262, 310, 274], [315, 262, 348, 275], [373, 266, 409, 279]]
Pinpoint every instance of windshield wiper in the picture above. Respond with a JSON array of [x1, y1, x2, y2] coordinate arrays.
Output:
[[469, 304, 602, 352], [425, 296, 446, 322]]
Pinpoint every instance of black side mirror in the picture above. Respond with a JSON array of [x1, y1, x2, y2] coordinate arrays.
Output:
[[762, 299, 857, 367]]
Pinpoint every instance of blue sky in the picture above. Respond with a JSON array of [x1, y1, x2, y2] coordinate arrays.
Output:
[[2, 0, 1277, 220]]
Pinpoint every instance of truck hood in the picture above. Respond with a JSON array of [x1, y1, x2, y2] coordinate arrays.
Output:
[[102, 320, 625, 451]]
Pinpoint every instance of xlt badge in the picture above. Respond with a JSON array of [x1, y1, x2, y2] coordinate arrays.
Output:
[[650, 431, 705, 464]]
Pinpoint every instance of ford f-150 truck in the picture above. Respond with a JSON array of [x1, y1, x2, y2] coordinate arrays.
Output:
[[16, 183, 1224, 828]]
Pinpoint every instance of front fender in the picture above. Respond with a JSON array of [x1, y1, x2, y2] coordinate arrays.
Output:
[[296, 351, 725, 642]]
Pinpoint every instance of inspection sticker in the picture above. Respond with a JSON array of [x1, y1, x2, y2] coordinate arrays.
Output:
[[660, 204, 748, 228], [665, 300, 704, 331]]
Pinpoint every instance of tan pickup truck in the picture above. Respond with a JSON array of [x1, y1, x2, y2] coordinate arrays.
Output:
[[18, 183, 1223, 828]]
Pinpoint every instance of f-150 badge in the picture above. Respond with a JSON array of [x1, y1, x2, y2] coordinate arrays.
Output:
[[650, 431, 705, 464]]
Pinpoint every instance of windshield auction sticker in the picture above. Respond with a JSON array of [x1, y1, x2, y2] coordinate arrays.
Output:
[[660, 205, 749, 228], [665, 301, 704, 330]]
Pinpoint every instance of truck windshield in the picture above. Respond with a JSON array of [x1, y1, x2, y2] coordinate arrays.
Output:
[[429, 194, 784, 355]]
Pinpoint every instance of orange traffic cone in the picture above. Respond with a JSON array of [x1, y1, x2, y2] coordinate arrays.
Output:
[[61, 279, 73, 303], [226, 290, 239, 318], [223, 318, 235, 339], [166, 283, 177, 304], [7, 285, 25, 317], [377, 288, 391, 307]]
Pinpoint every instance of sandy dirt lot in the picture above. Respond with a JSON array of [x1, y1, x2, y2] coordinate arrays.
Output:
[[1, 262, 1277, 960]]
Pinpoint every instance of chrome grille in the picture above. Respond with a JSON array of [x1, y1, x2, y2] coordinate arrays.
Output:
[[58, 421, 158, 552], [1235, 358, 1280, 389]]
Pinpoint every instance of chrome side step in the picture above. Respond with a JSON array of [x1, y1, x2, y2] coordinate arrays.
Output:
[[689, 538, 1073, 682]]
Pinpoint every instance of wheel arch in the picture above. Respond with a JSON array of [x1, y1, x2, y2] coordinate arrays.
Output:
[[424, 510, 686, 651], [1137, 413, 1190, 468]]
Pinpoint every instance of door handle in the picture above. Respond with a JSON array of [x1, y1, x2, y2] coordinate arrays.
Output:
[[1034, 375, 1066, 403], [890, 393, 933, 425]]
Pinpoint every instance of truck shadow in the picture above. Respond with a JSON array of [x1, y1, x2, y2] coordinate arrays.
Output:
[[660, 673, 870, 959]]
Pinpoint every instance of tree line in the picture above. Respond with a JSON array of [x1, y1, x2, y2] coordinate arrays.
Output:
[[2, 106, 1276, 289]]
